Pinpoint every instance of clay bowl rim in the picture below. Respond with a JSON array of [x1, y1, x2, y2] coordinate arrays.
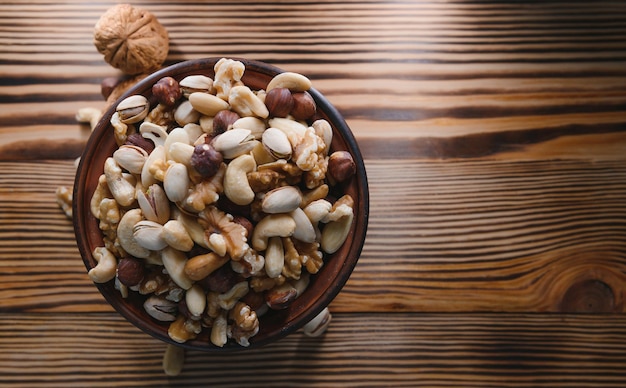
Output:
[[73, 57, 369, 351]]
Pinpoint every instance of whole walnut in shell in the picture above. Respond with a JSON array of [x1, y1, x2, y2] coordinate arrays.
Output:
[[94, 4, 169, 75]]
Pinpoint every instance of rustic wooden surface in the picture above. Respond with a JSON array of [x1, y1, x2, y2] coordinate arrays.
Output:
[[2, 0, 626, 386]]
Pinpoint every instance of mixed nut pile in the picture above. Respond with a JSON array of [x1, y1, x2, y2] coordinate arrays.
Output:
[[88, 58, 356, 348]]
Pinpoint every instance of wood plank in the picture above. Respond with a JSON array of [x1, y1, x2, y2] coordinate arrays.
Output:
[[2, 158, 625, 314], [1, 312, 626, 387]]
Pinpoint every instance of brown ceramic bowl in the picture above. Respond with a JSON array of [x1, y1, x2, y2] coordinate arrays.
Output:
[[73, 57, 368, 351]]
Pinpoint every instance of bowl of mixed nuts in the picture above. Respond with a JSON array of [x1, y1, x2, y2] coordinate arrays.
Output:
[[73, 57, 368, 351]]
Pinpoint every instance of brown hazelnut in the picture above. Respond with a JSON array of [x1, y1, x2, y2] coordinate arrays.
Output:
[[290, 91, 316, 120], [328, 151, 356, 183], [240, 290, 265, 311], [190, 143, 223, 177], [152, 76, 182, 106], [101, 77, 121, 100], [205, 264, 240, 294], [264, 87, 294, 117], [125, 132, 155, 154], [116, 256, 145, 287], [212, 110, 240, 136], [232, 215, 253, 238]]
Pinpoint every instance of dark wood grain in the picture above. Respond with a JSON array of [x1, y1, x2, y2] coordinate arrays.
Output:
[[2, 0, 626, 385], [2, 313, 626, 388]]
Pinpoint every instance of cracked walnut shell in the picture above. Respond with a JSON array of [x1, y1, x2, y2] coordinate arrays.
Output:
[[94, 4, 169, 75]]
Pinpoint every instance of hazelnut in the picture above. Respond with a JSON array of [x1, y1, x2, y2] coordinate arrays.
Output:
[[125, 132, 155, 154], [212, 110, 240, 136], [152, 76, 182, 106], [116, 256, 145, 287], [290, 91, 316, 120], [241, 290, 265, 311], [101, 77, 121, 100], [232, 215, 253, 238], [190, 143, 223, 177], [328, 151, 356, 183], [264, 87, 294, 117], [205, 264, 240, 294]]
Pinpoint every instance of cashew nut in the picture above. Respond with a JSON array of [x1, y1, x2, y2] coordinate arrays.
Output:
[[162, 220, 194, 252], [223, 154, 256, 205], [266, 72, 312, 92], [88, 246, 117, 283], [162, 344, 185, 377], [90, 175, 111, 219], [228, 85, 269, 118], [140, 121, 168, 147], [251, 214, 296, 251], [117, 208, 151, 259], [75, 107, 102, 131], [161, 246, 193, 290], [104, 157, 136, 207], [141, 145, 166, 187]]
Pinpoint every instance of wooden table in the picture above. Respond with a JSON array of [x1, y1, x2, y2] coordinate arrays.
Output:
[[2, 1, 626, 386]]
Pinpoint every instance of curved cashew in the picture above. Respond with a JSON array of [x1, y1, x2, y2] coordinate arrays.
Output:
[[141, 145, 165, 187], [223, 154, 256, 205], [90, 174, 111, 219], [266, 72, 312, 92], [162, 220, 194, 252], [110, 111, 129, 145], [117, 208, 151, 259], [228, 85, 269, 118], [104, 157, 135, 207], [140, 121, 168, 147], [251, 214, 296, 251], [75, 107, 102, 131], [162, 344, 185, 377], [303, 199, 332, 223], [161, 246, 193, 290], [88, 246, 117, 283]]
